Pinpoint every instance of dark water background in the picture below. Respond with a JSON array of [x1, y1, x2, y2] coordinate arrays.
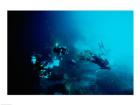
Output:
[[8, 11, 133, 95]]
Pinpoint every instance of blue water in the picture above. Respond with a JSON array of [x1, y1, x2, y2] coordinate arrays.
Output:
[[25, 11, 133, 94]]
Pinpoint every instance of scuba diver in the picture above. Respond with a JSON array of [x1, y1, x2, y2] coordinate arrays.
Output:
[[31, 53, 43, 71], [31, 53, 47, 78], [53, 43, 68, 57], [78, 50, 111, 70], [31, 53, 59, 79], [90, 54, 110, 70]]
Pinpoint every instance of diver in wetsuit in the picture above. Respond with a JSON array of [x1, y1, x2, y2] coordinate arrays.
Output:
[[31, 54, 43, 93], [53, 43, 68, 57], [90, 54, 110, 70], [79, 50, 111, 70], [31, 53, 52, 78], [31, 54, 44, 75]]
